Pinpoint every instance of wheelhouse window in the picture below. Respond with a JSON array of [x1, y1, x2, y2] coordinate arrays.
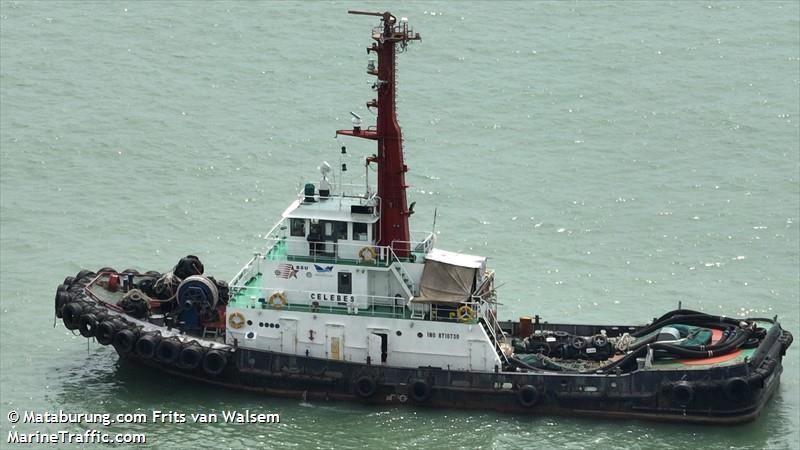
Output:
[[334, 221, 348, 240], [353, 222, 368, 241], [290, 218, 306, 237]]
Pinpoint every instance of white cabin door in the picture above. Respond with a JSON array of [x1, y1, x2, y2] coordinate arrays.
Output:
[[280, 318, 297, 354], [326, 324, 344, 361], [367, 333, 382, 364], [469, 340, 486, 371]]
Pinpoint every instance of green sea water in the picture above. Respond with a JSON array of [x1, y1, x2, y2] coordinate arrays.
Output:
[[1, 1, 798, 449]]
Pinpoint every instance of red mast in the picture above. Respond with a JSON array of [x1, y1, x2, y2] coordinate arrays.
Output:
[[336, 11, 420, 258]]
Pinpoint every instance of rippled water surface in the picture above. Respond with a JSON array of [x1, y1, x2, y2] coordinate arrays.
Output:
[[1, 1, 798, 449]]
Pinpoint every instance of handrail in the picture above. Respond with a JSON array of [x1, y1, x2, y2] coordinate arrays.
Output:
[[230, 286, 408, 319], [387, 246, 415, 301], [229, 253, 261, 287]]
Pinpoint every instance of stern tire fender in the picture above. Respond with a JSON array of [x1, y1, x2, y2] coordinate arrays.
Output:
[[62, 302, 84, 330], [156, 338, 181, 364], [202, 350, 228, 376], [355, 376, 377, 398], [409, 379, 431, 402], [135, 334, 161, 359], [78, 313, 98, 337], [179, 345, 204, 370], [724, 377, 751, 403], [113, 329, 138, 354], [95, 320, 117, 346], [671, 381, 694, 407], [517, 384, 540, 408]]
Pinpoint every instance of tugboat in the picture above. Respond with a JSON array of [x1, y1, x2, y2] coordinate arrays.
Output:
[[54, 10, 792, 424]]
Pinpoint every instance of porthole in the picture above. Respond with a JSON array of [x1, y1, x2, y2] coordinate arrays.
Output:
[[247, 320, 253, 326], [396, 330, 402, 336], [417, 332, 423, 338], [275, 324, 281, 329]]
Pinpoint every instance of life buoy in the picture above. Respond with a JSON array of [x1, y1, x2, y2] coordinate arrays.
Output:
[[409, 379, 431, 402], [671, 382, 694, 406], [724, 377, 751, 403], [355, 376, 377, 398], [358, 246, 377, 263], [457, 305, 476, 323], [156, 339, 181, 364], [179, 345, 204, 369], [268, 292, 288, 309], [136, 333, 160, 358], [228, 311, 246, 329], [203, 350, 227, 376], [517, 385, 540, 407], [113, 329, 137, 354]]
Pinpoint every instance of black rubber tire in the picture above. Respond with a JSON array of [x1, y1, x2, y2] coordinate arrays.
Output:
[[593, 334, 608, 347], [122, 268, 140, 275], [409, 379, 431, 402], [179, 345, 204, 369], [63, 276, 76, 287], [55, 289, 71, 319], [671, 382, 694, 407], [517, 385, 540, 407], [355, 376, 377, 398], [75, 269, 95, 281], [572, 336, 587, 350], [144, 271, 161, 277], [95, 321, 117, 345], [135, 334, 160, 359], [61, 302, 84, 330], [156, 339, 181, 364], [78, 313, 98, 337], [112, 329, 137, 354], [724, 377, 751, 403], [202, 350, 227, 376], [97, 267, 117, 274]]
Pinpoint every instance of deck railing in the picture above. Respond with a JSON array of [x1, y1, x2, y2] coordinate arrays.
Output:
[[229, 285, 408, 319]]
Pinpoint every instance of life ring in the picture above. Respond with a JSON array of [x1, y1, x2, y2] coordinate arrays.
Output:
[[268, 292, 288, 309], [517, 385, 540, 408], [355, 376, 377, 398], [409, 379, 431, 402], [724, 377, 751, 403], [358, 246, 377, 262], [671, 382, 694, 406], [203, 350, 228, 376], [457, 305, 476, 323], [228, 311, 246, 329]]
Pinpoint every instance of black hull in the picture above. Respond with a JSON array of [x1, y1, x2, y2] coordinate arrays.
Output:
[[117, 330, 785, 425], [57, 270, 793, 425]]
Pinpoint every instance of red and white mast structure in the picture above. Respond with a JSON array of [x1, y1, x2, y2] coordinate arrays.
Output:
[[336, 11, 420, 258]]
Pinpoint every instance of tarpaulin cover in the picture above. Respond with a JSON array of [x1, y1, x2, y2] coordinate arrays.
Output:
[[411, 254, 478, 304]]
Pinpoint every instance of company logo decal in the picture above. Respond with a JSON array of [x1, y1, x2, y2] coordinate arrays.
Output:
[[275, 263, 299, 279], [314, 264, 334, 273]]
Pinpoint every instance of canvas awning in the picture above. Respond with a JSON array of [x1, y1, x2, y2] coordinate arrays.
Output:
[[411, 249, 486, 304]]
